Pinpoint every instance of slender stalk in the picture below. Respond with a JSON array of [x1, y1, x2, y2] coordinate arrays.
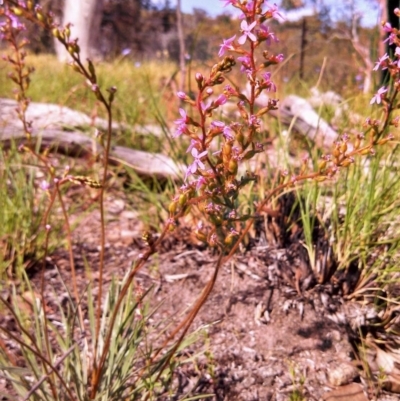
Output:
[[39, 224, 58, 400], [0, 299, 77, 401], [22, 345, 76, 401], [56, 186, 85, 329], [93, 102, 113, 373]]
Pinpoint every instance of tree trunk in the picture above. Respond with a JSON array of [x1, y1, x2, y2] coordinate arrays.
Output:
[[56, 0, 104, 62], [176, 0, 186, 92]]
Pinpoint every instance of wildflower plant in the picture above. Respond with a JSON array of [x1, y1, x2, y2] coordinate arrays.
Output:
[[0, 0, 399, 399], [168, 0, 394, 261]]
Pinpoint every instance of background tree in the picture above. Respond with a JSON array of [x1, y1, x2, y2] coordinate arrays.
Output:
[[56, 0, 104, 61]]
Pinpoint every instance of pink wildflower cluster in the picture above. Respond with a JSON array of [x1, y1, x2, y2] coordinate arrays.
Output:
[[170, 0, 285, 250], [169, 1, 397, 251], [371, 8, 400, 105]]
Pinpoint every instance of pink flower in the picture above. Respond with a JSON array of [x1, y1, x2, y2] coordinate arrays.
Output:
[[237, 55, 252, 72], [220, 0, 236, 7], [370, 86, 388, 105], [373, 53, 389, 71], [195, 176, 207, 189], [261, 72, 276, 92], [223, 126, 234, 140], [186, 139, 197, 153], [238, 20, 257, 45], [384, 25, 396, 45], [186, 148, 208, 180], [383, 22, 392, 32], [39, 180, 50, 191], [174, 108, 190, 137], [269, 53, 284, 64], [174, 108, 189, 125], [265, 3, 285, 21], [258, 24, 278, 44], [219, 35, 236, 57], [224, 85, 237, 96], [215, 94, 228, 106], [211, 120, 225, 134], [174, 124, 189, 138]]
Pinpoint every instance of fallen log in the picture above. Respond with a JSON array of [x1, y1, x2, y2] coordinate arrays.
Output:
[[268, 95, 338, 149], [0, 93, 339, 181], [0, 98, 182, 180], [0, 127, 183, 180], [0, 97, 164, 136]]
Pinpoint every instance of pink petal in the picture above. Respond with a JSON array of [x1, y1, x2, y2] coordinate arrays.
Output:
[[238, 34, 247, 45]]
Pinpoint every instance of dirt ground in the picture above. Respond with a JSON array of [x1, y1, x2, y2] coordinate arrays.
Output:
[[1, 183, 400, 401]]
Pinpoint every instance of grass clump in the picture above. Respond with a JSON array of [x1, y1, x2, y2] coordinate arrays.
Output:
[[0, 145, 49, 278]]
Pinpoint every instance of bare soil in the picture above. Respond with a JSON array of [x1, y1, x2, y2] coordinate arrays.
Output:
[[1, 181, 399, 401]]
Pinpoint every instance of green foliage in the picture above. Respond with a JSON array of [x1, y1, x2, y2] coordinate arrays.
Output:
[[0, 145, 49, 278], [331, 143, 400, 274], [0, 54, 176, 130], [293, 136, 400, 290], [0, 271, 205, 401]]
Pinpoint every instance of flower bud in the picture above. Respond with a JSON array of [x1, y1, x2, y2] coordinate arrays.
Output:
[[339, 142, 347, 153], [67, 45, 75, 55], [377, 134, 394, 145], [64, 25, 71, 39], [222, 142, 232, 163], [228, 159, 238, 175], [224, 234, 234, 246], [12, 7, 23, 16], [68, 62, 81, 73], [195, 230, 207, 242], [242, 150, 256, 160], [87, 59, 97, 81], [318, 159, 327, 171], [236, 131, 244, 145], [210, 215, 222, 226], [359, 147, 372, 155], [36, 11, 45, 22], [52, 28, 61, 39], [168, 201, 178, 214], [195, 73, 204, 88], [215, 94, 227, 106], [340, 158, 354, 167], [178, 193, 187, 207]]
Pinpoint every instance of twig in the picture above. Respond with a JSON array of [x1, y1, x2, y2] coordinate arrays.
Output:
[[22, 345, 76, 401]]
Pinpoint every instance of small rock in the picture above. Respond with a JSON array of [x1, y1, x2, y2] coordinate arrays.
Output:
[[120, 210, 138, 220], [242, 376, 256, 388], [108, 199, 125, 214], [322, 383, 368, 401], [327, 362, 359, 386], [384, 373, 400, 393], [316, 369, 327, 384], [327, 329, 342, 342], [120, 229, 138, 240]]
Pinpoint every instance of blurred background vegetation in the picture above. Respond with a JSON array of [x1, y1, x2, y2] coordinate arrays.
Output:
[[0, 0, 384, 99]]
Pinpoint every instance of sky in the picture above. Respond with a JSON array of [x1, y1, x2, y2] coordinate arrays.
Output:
[[179, 0, 381, 27]]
